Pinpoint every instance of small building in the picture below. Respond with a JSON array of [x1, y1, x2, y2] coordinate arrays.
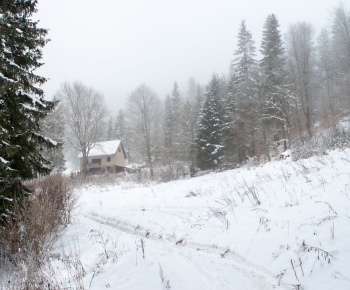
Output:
[[79, 140, 127, 175]]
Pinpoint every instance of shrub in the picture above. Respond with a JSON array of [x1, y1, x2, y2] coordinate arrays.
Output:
[[0, 173, 76, 288]]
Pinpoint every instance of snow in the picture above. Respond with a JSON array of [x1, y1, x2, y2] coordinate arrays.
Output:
[[33, 132, 58, 146], [0, 71, 17, 83], [78, 140, 122, 158], [20, 103, 38, 111], [0, 157, 9, 164], [48, 149, 350, 289]]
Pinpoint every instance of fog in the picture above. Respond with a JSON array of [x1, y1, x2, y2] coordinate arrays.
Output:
[[36, 0, 338, 113]]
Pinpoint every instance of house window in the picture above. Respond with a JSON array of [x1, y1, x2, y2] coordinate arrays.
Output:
[[107, 156, 111, 162], [92, 159, 101, 165]]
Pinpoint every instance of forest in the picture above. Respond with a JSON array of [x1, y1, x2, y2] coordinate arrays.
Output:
[[1, 1, 350, 288], [43, 3, 350, 178]]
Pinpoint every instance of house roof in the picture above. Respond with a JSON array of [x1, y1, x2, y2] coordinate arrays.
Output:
[[79, 140, 121, 158]]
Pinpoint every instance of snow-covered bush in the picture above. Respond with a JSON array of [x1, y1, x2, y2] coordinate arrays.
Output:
[[292, 122, 350, 161]]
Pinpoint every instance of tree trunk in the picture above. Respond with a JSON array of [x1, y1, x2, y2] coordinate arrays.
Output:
[[146, 139, 153, 178], [262, 123, 271, 161], [82, 152, 87, 180]]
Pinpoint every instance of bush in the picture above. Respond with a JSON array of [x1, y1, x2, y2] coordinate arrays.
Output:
[[0, 173, 76, 288], [292, 123, 350, 160]]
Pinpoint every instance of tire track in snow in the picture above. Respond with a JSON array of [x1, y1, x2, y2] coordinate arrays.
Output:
[[85, 214, 286, 290]]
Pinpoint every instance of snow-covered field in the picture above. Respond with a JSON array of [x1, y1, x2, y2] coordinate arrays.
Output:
[[52, 149, 350, 289]]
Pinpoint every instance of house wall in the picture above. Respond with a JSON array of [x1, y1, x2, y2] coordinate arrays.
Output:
[[80, 145, 126, 173], [111, 148, 126, 166]]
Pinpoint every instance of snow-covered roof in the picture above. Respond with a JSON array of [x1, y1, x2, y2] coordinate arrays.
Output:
[[79, 140, 121, 158]]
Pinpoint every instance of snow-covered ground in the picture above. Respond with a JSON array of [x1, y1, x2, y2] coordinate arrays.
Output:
[[52, 149, 350, 289]]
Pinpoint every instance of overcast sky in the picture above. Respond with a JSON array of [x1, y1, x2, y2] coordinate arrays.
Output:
[[35, 0, 344, 114]]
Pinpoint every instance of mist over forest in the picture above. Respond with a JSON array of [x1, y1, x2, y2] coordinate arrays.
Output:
[[47, 2, 350, 173], [1, 1, 350, 288]]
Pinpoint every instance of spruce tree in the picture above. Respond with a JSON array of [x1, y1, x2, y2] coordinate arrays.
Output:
[[195, 74, 224, 170], [260, 14, 285, 82], [164, 82, 182, 158], [260, 14, 292, 150], [230, 20, 259, 162], [0, 0, 55, 222], [164, 94, 172, 147], [231, 20, 257, 85]]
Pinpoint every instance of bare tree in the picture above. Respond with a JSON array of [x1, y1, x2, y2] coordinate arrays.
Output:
[[59, 82, 107, 178], [286, 22, 316, 139], [331, 3, 350, 115], [126, 84, 163, 178], [317, 29, 337, 121]]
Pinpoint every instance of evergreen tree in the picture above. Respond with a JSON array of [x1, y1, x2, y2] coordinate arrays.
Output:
[[194, 84, 204, 110], [0, 0, 55, 222], [164, 82, 182, 158], [164, 94, 172, 147], [260, 14, 285, 82], [114, 109, 130, 160], [41, 96, 66, 171], [186, 77, 197, 100], [231, 20, 256, 85], [106, 116, 114, 141], [177, 81, 203, 173], [260, 14, 292, 151], [195, 74, 224, 170], [229, 20, 259, 162]]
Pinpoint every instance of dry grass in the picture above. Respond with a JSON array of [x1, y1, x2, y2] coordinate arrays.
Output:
[[0, 173, 76, 289]]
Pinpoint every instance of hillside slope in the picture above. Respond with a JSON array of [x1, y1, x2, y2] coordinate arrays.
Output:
[[53, 148, 350, 289]]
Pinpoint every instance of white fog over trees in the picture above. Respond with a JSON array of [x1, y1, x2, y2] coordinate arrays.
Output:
[[1, 1, 350, 289], [70, 4, 348, 174], [32, 3, 350, 176]]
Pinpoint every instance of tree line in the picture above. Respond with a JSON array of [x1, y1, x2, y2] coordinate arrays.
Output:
[[108, 4, 350, 174], [2, 1, 349, 221], [43, 3, 350, 178]]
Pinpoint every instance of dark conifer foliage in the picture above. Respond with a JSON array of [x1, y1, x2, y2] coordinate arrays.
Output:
[[231, 20, 257, 85], [260, 14, 292, 151], [229, 21, 259, 162], [164, 82, 182, 148], [0, 0, 55, 222], [260, 14, 285, 81], [196, 74, 224, 170]]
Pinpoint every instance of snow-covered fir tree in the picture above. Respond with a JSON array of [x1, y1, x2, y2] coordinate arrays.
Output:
[[0, 0, 55, 222], [260, 14, 292, 151], [164, 82, 182, 159], [260, 14, 285, 82], [229, 20, 259, 162], [231, 20, 257, 85], [195, 74, 224, 170]]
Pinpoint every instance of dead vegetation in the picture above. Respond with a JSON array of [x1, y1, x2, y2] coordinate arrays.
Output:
[[0, 173, 76, 289]]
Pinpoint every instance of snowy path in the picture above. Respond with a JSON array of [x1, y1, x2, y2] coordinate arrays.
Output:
[[84, 213, 284, 290]]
